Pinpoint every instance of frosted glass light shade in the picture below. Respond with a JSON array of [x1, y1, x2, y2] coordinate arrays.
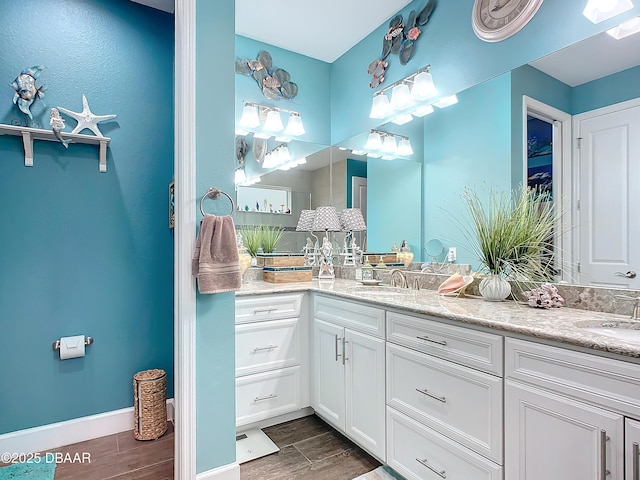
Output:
[[382, 135, 397, 154], [234, 167, 246, 184], [413, 104, 435, 117], [583, 0, 634, 23], [434, 95, 459, 108], [284, 113, 305, 136], [365, 131, 383, 150], [264, 110, 284, 132], [397, 138, 414, 156], [239, 104, 260, 128], [391, 113, 414, 125], [370, 93, 392, 119], [411, 71, 437, 101], [312, 206, 342, 232], [607, 15, 640, 38], [279, 145, 292, 162], [390, 83, 415, 110]]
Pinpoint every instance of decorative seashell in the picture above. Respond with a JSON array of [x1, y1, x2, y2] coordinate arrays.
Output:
[[263, 75, 281, 89], [406, 9, 417, 30], [370, 74, 385, 88], [437, 274, 474, 296], [247, 60, 263, 71], [280, 82, 298, 99], [384, 24, 404, 41], [417, 0, 435, 26], [252, 67, 269, 85], [391, 35, 402, 55], [257, 51, 273, 71], [235, 59, 252, 75], [273, 68, 291, 84], [407, 27, 421, 41], [262, 86, 281, 100], [381, 37, 392, 59], [389, 14, 403, 27], [399, 39, 414, 65]]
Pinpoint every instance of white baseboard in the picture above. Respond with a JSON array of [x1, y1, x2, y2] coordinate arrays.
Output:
[[0, 399, 174, 454], [196, 462, 240, 480]]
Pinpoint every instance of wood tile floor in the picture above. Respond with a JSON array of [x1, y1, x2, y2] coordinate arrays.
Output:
[[0, 415, 379, 480], [240, 415, 381, 480]]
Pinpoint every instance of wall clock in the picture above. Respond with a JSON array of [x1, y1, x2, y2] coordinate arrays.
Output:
[[472, 0, 543, 42]]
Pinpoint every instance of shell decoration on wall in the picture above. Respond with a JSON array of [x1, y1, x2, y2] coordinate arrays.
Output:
[[10, 65, 46, 120], [236, 50, 298, 100], [368, 0, 436, 88]]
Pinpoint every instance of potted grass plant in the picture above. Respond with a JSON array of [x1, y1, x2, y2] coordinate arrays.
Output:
[[460, 185, 558, 301], [239, 225, 262, 260], [260, 225, 284, 254]]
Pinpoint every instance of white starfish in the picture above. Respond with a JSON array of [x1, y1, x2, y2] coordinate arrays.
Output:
[[57, 95, 116, 137]]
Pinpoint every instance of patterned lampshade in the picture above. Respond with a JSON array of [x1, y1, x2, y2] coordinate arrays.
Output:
[[339, 208, 366, 232], [311, 206, 342, 232], [295, 209, 316, 231]]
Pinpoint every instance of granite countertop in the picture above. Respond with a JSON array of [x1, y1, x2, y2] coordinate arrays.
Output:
[[237, 279, 640, 359]]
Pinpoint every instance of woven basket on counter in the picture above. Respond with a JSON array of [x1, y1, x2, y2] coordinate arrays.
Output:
[[133, 369, 168, 441]]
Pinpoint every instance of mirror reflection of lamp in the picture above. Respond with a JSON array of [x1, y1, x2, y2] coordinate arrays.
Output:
[[295, 209, 318, 266], [339, 208, 366, 266], [311, 206, 342, 279]]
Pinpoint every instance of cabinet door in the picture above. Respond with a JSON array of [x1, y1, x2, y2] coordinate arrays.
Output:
[[345, 328, 386, 461], [313, 319, 345, 431], [626, 419, 640, 480], [505, 380, 623, 480]]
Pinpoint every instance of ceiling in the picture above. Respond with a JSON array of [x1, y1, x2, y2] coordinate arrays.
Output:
[[529, 29, 640, 86]]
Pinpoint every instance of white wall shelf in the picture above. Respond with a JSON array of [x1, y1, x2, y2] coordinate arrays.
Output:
[[0, 124, 111, 173]]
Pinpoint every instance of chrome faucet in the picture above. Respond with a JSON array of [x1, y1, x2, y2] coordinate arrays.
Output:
[[389, 269, 408, 288], [615, 295, 640, 320]]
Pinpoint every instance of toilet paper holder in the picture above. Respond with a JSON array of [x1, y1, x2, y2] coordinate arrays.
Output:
[[52, 336, 94, 351]]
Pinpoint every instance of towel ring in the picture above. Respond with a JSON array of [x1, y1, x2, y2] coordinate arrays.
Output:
[[200, 187, 234, 216]]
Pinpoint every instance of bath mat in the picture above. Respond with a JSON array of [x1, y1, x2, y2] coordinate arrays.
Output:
[[353, 465, 405, 480], [0, 461, 56, 480]]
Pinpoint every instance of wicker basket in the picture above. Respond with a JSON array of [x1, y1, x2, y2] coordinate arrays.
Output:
[[133, 369, 168, 441]]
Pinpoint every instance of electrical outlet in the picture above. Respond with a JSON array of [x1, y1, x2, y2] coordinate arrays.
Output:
[[447, 247, 457, 262]]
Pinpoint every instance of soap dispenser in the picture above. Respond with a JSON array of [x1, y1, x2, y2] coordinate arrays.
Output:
[[362, 256, 374, 281]]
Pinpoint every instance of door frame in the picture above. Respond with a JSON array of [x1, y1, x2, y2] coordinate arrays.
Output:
[[572, 96, 640, 285], [522, 96, 572, 282]]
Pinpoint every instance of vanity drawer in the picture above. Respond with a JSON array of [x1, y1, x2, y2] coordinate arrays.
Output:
[[313, 294, 385, 338], [236, 366, 301, 427], [235, 293, 303, 324], [387, 407, 502, 480], [387, 343, 502, 463], [387, 311, 503, 375], [235, 318, 300, 377], [506, 337, 640, 418]]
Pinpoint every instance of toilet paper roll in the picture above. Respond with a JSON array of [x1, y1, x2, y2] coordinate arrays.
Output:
[[59, 335, 86, 360]]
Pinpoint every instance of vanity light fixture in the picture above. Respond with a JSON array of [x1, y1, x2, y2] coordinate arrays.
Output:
[[381, 135, 398, 154], [369, 65, 437, 119], [391, 113, 414, 125], [365, 131, 383, 150], [413, 104, 435, 117], [278, 157, 307, 171], [237, 175, 261, 187], [397, 138, 414, 156], [234, 166, 247, 185], [433, 94, 459, 108], [606, 15, 640, 38], [364, 129, 413, 160], [261, 143, 292, 169], [238, 101, 306, 137], [583, 0, 634, 23], [381, 155, 395, 160]]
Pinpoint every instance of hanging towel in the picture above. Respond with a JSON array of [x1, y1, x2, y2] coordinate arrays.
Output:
[[192, 214, 241, 294]]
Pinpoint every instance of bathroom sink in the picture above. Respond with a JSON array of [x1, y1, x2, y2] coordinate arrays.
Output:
[[575, 320, 640, 343]]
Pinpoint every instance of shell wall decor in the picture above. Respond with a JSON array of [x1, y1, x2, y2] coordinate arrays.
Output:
[[368, 0, 436, 88], [236, 50, 298, 100]]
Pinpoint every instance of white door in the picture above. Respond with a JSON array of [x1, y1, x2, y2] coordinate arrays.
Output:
[[352, 176, 367, 250], [312, 319, 345, 431], [626, 418, 640, 480], [505, 380, 623, 480], [576, 102, 640, 288], [344, 328, 386, 461]]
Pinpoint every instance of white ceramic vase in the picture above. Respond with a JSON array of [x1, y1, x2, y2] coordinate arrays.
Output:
[[479, 274, 511, 301]]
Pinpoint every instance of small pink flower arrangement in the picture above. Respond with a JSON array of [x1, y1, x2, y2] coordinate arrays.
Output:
[[407, 27, 421, 41], [525, 283, 564, 309]]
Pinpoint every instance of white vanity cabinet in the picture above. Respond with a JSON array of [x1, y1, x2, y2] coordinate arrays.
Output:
[[312, 294, 386, 461], [626, 419, 640, 480], [234, 293, 308, 428], [505, 337, 640, 480], [385, 311, 504, 480]]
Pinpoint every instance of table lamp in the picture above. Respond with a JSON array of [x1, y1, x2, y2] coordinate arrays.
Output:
[[311, 206, 342, 279]]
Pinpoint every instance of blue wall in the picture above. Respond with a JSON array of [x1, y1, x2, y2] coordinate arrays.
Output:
[[572, 65, 640, 114], [0, 0, 174, 435], [196, 0, 237, 474]]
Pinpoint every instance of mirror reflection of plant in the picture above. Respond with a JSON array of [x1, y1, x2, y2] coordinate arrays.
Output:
[[458, 185, 559, 290], [260, 225, 284, 254], [239, 226, 262, 257]]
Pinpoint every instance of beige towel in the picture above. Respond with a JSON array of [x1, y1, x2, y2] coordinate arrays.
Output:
[[192, 214, 241, 294]]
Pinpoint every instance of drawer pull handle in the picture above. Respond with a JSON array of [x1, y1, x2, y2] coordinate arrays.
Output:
[[416, 458, 446, 478], [254, 394, 278, 402], [633, 442, 639, 480], [253, 345, 278, 352], [253, 307, 278, 314], [342, 337, 348, 365], [416, 335, 447, 346], [416, 388, 447, 403], [601, 430, 610, 479], [335, 335, 342, 362]]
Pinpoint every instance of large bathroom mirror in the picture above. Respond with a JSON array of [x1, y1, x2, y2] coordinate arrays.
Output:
[[236, 21, 640, 290]]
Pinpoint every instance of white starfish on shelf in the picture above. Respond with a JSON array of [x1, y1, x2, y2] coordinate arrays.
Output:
[[57, 95, 116, 137]]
